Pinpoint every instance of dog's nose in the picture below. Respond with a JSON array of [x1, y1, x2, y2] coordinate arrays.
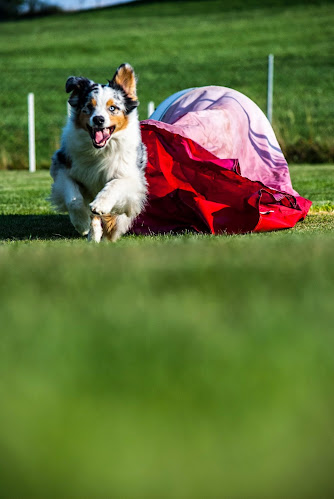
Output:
[[93, 115, 105, 127]]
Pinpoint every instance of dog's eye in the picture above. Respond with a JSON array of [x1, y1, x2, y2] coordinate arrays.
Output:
[[109, 106, 117, 112]]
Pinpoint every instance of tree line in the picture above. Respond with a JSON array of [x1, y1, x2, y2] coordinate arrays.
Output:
[[0, 0, 62, 19]]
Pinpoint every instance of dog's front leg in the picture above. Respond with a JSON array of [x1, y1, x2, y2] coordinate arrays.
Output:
[[89, 177, 146, 219]]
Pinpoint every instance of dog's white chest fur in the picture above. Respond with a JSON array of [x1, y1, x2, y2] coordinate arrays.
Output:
[[65, 117, 141, 200]]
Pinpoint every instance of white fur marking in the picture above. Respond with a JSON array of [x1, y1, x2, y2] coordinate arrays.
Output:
[[88, 216, 103, 242]]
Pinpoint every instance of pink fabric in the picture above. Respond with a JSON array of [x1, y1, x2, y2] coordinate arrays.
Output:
[[133, 86, 311, 236], [146, 86, 296, 196]]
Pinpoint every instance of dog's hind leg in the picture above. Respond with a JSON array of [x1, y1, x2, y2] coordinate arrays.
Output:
[[104, 214, 132, 242], [87, 214, 119, 243], [101, 214, 118, 241], [51, 169, 91, 235], [68, 198, 91, 236], [88, 215, 103, 242]]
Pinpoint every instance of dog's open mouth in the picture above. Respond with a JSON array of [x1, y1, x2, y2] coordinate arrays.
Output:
[[87, 125, 115, 148]]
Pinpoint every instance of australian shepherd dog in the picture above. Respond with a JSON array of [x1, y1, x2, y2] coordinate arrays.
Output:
[[50, 63, 147, 242]]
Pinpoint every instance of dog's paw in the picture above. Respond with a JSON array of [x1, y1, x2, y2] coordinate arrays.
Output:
[[89, 193, 114, 216], [68, 200, 91, 235], [69, 215, 91, 236]]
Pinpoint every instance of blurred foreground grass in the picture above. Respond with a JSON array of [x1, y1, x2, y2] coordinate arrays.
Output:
[[1, 167, 334, 497], [1, 234, 334, 497]]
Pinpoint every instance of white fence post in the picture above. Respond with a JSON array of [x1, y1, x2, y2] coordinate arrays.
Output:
[[148, 101, 155, 118], [267, 54, 274, 124], [28, 92, 36, 173]]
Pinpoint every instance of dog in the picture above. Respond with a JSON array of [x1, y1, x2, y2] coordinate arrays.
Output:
[[50, 63, 147, 242]]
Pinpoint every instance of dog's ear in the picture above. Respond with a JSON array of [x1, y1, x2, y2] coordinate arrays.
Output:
[[66, 76, 92, 107], [109, 63, 138, 101]]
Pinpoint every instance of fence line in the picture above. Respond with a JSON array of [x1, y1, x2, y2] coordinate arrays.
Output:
[[28, 92, 36, 173], [27, 56, 275, 171], [147, 101, 155, 118], [267, 54, 274, 124]]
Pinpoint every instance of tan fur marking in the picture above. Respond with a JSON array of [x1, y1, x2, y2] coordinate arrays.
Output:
[[101, 214, 118, 240], [91, 98, 97, 107], [114, 66, 137, 100], [107, 100, 129, 132], [110, 113, 129, 132], [76, 110, 90, 130]]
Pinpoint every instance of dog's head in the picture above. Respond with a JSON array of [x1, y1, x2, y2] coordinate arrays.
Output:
[[66, 63, 139, 149]]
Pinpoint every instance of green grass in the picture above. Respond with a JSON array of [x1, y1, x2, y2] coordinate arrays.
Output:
[[0, 0, 333, 168], [0, 165, 334, 242], [1, 166, 334, 497]]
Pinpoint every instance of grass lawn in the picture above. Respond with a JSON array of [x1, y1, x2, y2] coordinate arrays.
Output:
[[0, 0, 333, 168], [1, 165, 334, 497]]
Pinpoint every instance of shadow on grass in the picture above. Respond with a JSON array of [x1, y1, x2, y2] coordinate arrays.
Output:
[[0, 215, 80, 241]]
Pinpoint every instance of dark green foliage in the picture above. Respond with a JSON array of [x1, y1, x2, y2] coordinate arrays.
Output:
[[0, 0, 24, 18]]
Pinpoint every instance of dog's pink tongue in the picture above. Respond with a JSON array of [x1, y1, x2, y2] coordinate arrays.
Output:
[[95, 130, 104, 144], [95, 129, 111, 144]]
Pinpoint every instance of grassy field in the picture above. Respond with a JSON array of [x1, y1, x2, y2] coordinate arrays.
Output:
[[0, 0, 333, 168], [1, 165, 334, 497]]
